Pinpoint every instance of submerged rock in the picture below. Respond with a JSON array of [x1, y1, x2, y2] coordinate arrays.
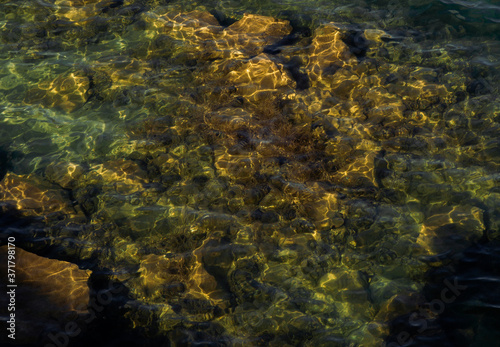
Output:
[[307, 24, 357, 82], [54, 0, 103, 23], [374, 291, 423, 322], [134, 253, 190, 300], [334, 151, 380, 189], [363, 29, 393, 43], [147, 10, 223, 41], [97, 159, 148, 194], [417, 205, 485, 255], [144, 11, 291, 59], [227, 13, 291, 37], [24, 71, 89, 113], [215, 150, 261, 182], [0, 246, 91, 345], [0, 173, 77, 219], [204, 107, 254, 131], [226, 53, 295, 99], [45, 161, 85, 189], [222, 14, 292, 56]]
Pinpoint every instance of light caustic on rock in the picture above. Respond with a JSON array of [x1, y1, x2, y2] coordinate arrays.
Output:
[[2, 4, 499, 347]]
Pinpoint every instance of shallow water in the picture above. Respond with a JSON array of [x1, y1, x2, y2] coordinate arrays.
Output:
[[0, 0, 499, 346]]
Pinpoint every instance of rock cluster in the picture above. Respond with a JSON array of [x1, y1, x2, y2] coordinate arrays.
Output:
[[1, 3, 499, 346]]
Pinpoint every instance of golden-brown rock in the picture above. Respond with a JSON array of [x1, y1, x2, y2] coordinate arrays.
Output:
[[307, 24, 356, 82], [151, 12, 292, 58], [227, 14, 291, 36], [54, 0, 102, 23], [0, 246, 91, 345], [45, 161, 85, 189], [156, 10, 223, 41], [219, 14, 292, 56], [96, 159, 148, 194], [333, 151, 380, 189], [226, 54, 295, 99], [0, 173, 77, 218]]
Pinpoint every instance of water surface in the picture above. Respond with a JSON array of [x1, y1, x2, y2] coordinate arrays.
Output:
[[0, 0, 499, 346]]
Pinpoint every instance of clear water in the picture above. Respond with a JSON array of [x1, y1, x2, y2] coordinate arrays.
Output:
[[0, 0, 499, 346]]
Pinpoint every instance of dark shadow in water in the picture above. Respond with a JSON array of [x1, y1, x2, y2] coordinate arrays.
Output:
[[71, 270, 232, 346], [210, 9, 239, 27], [385, 240, 500, 347], [0, 147, 9, 181], [284, 56, 310, 90], [0, 147, 22, 182], [263, 11, 312, 55], [0, 203, 43, 245]]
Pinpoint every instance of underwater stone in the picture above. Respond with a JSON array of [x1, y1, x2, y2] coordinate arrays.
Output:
[[128, 205, 168, 233], [409, 67, 439, 82], [27, 70, 89, 112], [326, 69, 359, 97], [215, 148, 261, 182], [334, 151, 380, 189], [186, 257, 219, 300], [148, 11, 291, 59], [258, 188, 286, 211], [364, 86, 400, 105], [301, 254, 337, 283], [165, 10, 220, 28], [135, 253, 189, 300], [0, 246, 91, 345], [53, 0, 103, 22], [399, 80, 451, 109], [307, 24, 356, 82], [97, 159, 148, 194], [374, 292, 423, 323], [197, 239, 235, 276], [222, 14, 292, 56], [417, 205, 485, 255], [364, 89, 406, 122], [260, 211, 280, 224], [319, 269, 368, 294], [340, 289, 369, 304], [348, 324, 386, 347], [0, 74, 20, 91], [156, 10, 222, 41], [204, 107, 253, 130], [0, 173, 77, 218], [227, 14, 291, 37], [107, 60, 147, 92], [290, 218, 315, 234], [226, 54, 295, 98], [227, 197, 245, 213], [289, 314, 322, 335], [478, 139, 500, 161], [310, 334, 351, 347], [196, 212, 236, 232], [369, 277, 415, 306], [363, 29, 393, 43], [45, 161, 84, 189]]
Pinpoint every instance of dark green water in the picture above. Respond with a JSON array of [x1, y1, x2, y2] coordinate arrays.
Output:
[[0, 0, 499, 346]]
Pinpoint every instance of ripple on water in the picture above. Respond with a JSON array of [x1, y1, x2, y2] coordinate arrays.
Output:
[[0, 0, 499, 346]]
